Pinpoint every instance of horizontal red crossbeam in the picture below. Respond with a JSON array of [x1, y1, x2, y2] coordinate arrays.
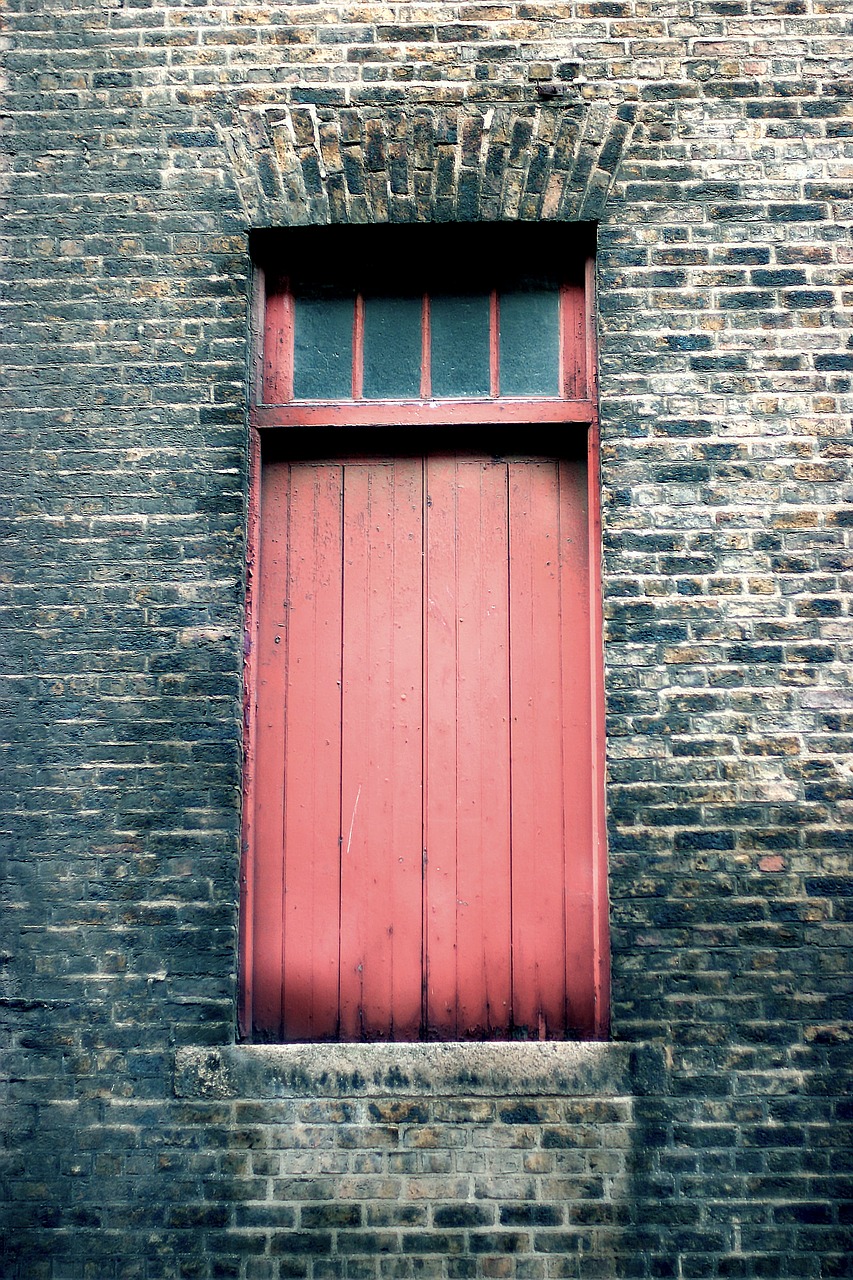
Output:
[[252, 400, 596, 429]]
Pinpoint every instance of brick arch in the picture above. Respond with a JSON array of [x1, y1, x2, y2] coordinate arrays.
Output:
[[220, 101, 638, 228]]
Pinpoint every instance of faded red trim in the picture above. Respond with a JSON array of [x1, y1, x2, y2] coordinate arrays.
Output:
[[252, 400, 594, 430], [584, 249, 609, 1038], [263, 281, 294, 404], [239, 422, 263, 1038], [245, 247, 609, 1041], [263, 281, 590, 409], [560, 281, 587, 400]]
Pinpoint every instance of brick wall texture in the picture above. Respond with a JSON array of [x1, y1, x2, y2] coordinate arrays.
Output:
[[2, 1, 852, 1277]]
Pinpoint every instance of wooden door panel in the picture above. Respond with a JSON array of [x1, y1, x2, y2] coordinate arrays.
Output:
[[252, 451, 596, 1040], [254, 463, 345, 1040], [280, 464, 345, 1040], [557, 459, 597, 1036], [508, 460, 567, 1037], [425, 458, 512, 1038], [338, 461, 424, 1040], [252, 462, 289, 1036]]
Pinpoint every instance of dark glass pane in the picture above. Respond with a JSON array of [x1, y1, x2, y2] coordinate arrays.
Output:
[[363, 297, 422, 400], [294, 295, 354, 400], [430, 295, 491, 399], [499, 290, 560, 397]]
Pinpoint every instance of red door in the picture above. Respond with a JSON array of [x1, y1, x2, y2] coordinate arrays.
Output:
[[249, 451, 596, 1041]]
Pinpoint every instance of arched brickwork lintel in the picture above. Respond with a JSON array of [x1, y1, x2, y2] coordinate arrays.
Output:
[[219, 100, 639, 229]]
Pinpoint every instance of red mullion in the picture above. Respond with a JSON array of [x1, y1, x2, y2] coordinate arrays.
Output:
[[263, 279, 294, 404], [420, 294, 431, 400], [352, 293, 365, 401], [489, 290, 500, 398]]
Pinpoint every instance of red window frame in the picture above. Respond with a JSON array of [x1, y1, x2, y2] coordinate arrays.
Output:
[[256, 278, 590, 422], [241, 248, 609, 1041]]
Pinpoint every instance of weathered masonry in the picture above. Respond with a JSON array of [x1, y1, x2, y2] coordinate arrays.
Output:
[[2, 3, 851, 1279]]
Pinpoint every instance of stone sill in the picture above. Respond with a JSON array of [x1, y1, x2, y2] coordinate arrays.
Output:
[[174, 1042, 663, 1101]]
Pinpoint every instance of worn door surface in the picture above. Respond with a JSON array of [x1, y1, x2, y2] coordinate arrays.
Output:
[[251, 451, 595, 1040]]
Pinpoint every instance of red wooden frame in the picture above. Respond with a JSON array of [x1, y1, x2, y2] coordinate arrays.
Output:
[[253, 276, 592, 425], [240, 253, 609, 1040]]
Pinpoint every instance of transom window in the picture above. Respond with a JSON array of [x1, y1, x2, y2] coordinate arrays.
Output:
[[253, 224, 593, 427], [268, 282, 578, 403]]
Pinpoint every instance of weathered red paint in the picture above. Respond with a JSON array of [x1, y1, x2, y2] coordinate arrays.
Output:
[[238, 421, 262, 1038], [252, 400, 594, 429], [263, 280, 294, 404], [249, 450, 605, 1041], [584, 253, 610, 1038], [261, 277, 590, 413], [560, 281, 587, 399], [251, 459, 289, 1034], [242, 253, 609, 1041], [424, 457, 514, 1037], [281, 465, 346, 1039], [338, 461, 424, 1040]]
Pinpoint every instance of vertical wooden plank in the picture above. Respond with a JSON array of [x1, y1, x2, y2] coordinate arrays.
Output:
[[453, 457, 513, 1036], [279, 463, 346, 1040], [251, 462, 290, 1036], [557, 458, 596, 1036], [424, 456, 460, 1036], [424, 456, 512, 1038], [508, 459, 569, 1037], [339, 460, 424, 1040]]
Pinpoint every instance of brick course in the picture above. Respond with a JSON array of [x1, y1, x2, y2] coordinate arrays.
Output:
[[2, 1, 851, 1277]]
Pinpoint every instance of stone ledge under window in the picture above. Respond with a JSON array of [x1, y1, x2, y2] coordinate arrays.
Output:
[[174, 1042, 665, 1101]]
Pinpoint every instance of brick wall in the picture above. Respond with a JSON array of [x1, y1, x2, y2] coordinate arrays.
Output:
[[2, 2, 851, 1277]]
